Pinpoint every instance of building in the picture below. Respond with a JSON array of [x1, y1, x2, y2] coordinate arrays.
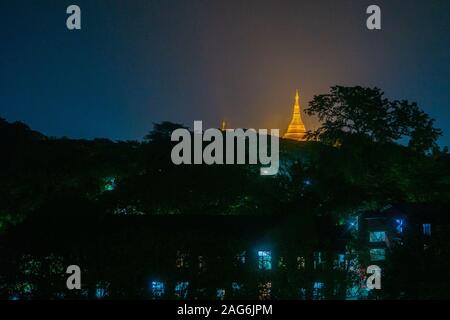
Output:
[[283, 90, 308, 141], [2, 203, 448, 300]]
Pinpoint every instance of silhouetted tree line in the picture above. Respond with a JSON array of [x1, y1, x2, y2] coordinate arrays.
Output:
[[0, 86, 449, 299]]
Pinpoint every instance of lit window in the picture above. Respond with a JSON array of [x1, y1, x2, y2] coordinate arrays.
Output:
[[395, 219, 405, 233], [176, 251, 189, 268], [95, 282, 109, 299], [96, 287, 107, 299], [334, 254, 345, 270], [312, 282, 325, 300], [297, 256, 306, 270], [346, 285, 359, 300], [258, 282, 271, 300], [174, 281, 189, 299], [150, 281, 165, 298], [257, 251, 272, 270], [232, 282, 242, 293], [369, 231, 386, 242], [103, 176, 116, 191], [423, 223, 431, 236], [216, 289, 225, 300], [370, 248, 385, 261]]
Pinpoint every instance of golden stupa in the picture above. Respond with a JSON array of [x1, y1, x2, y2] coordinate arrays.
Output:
[[283, 90, 307, 141]]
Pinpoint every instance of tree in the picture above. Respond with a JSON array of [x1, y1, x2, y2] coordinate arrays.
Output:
[[144, 122, 187, 143], [305, 86, 442, 153]]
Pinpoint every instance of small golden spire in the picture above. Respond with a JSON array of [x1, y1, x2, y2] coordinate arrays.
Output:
[[283, 89, 307, 141], [221, 120, 226, 131]]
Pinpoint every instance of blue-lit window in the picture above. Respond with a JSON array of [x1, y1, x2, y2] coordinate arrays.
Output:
[[151, 281, 165, 298], [423, 223, 431, 236], [216, 289, 225, 300], [370, 248, 385, 261], [174, 281, 189, 299], [96, 287, 107, 299], [369, 231, 386, 242], [232, 282, 242, 293], [257, 251, 272, 270], [95, 282, 109, 299], [334, 254, 345, 270], [395, 219, 405, 233], [312, 282, 324, 300]]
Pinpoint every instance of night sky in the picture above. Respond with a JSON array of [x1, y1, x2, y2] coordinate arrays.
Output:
[[1, 0, 449, 146]]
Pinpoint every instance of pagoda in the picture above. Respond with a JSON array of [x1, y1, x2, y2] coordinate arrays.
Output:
[[283, 90, 307, 141]]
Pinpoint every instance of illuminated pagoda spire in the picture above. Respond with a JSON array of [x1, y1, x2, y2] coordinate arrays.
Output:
[[283, 90, 307, 141]]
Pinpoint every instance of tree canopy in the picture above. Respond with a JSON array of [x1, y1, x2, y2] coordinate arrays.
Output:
[[305, 86, 442, 153]]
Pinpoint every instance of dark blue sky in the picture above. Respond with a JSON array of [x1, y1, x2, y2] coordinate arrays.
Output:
[[1, 0, 449, 146]]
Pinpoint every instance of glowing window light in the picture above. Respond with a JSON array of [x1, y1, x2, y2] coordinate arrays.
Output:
[[174, 281, 189, 299], [257, 251, 272, 270], [150, 281, 165, 298], [258, 282, 272, 300], [423, 223, 431, 236], [297, 256, 306, 270], [232, 282, 242, 293], [312, 282, 325, 300], [216, 289, 225, 300], [370, 248, 385, 261], [103, 176, 116, 191], [369, 231, 386, 242], [95, 287, 107, 299], [176, 251, 189, 268], [395, 219, 405, 233], [334, 254, 345, 270]]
